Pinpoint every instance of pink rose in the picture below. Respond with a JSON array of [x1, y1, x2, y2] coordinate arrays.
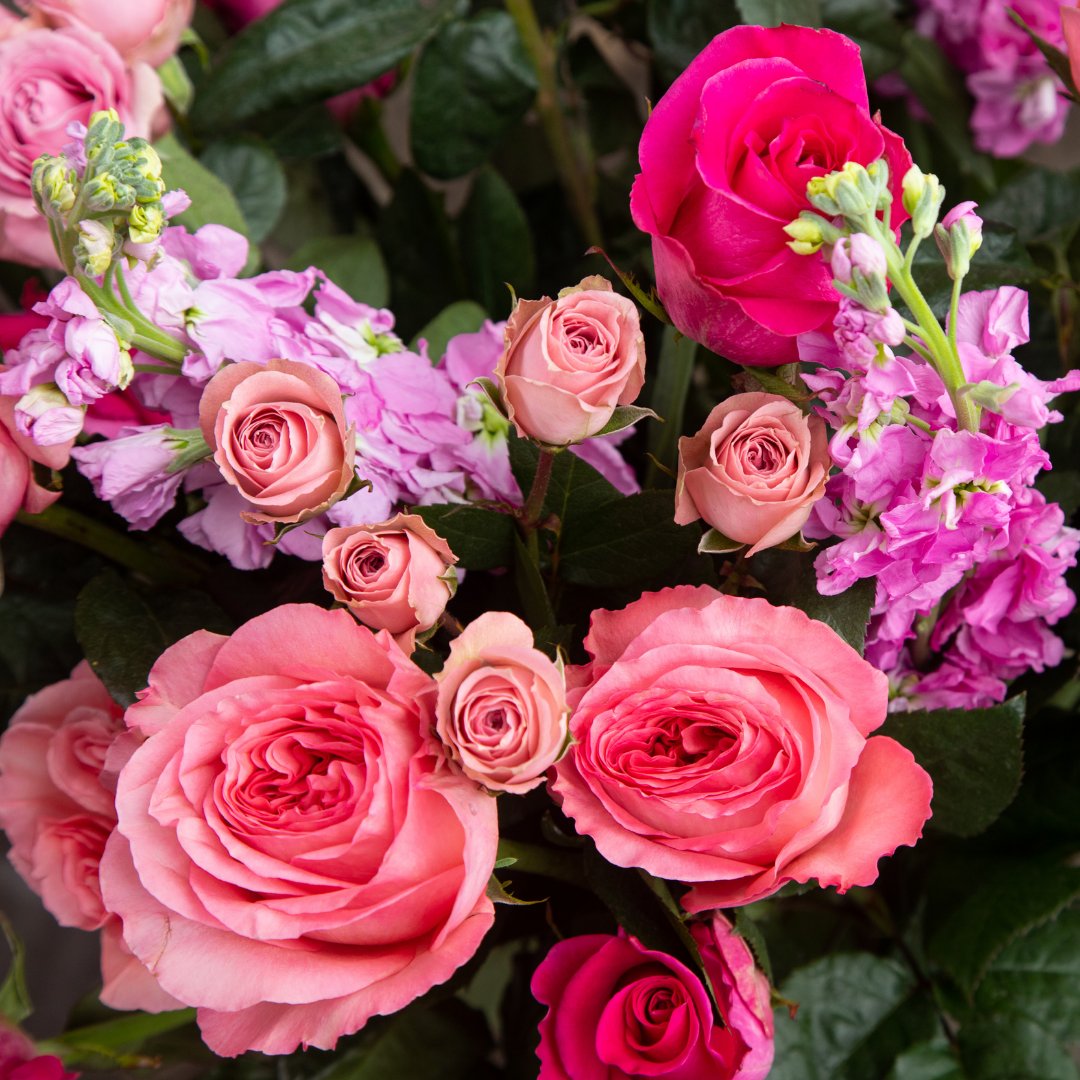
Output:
[[552, 586, 933, 908], [20, 0, 194, 66], [202, 0, 280, 29], [435, 611, 568, 794], [0, 25, 165, 267], [0, 661, 123, 931], [630, 25, 911, 365], [199, 357, 356, 524], [532, 913, 774, 1080], [496, 276, 646, 446], [1064, 4, 1080, 91], [98, 604, 498, 1056], [674, 392, 830, 554], [0, 392, 74, 535], [0, 1019, 78, 1080], [321, 513, 458, 649]]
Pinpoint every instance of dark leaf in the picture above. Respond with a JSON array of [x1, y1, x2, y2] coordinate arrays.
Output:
[[200, 137, 286, 243], [155, 132, 250, 242], [734, 0, 822, 26], [288, 235, 389, 307], [957, 1014, 1079, 1080], [412, 504, 516, 570], [647, 0, 739, 79], [409, 300, 489, 362]]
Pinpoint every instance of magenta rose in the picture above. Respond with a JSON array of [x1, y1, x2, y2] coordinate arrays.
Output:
[[321, 513, 457, 650], [630, 25, 911, 365], [0, 24, 164, 267], [496, 276, 646, 446], [675, 392, 830, 554], [0, 661, 123, 931], [435, 611, 568, 794], [98, 604, 498, 1056], [552, 586, 933, 909], [532, 913, 774, 1079], [199, 357, 356, 524], [20, 0, 194, 65]]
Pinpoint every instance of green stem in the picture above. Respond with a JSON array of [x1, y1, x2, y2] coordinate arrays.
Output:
[[497, 839, 582, 888], [521, 448, 556, 530], [15, 505, 203, 585], [504, 0, 603, 248], [948, 274, 962, 357]]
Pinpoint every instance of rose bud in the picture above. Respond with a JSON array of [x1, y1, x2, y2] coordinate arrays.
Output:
[[435, 611, 568, 794], [496, 275, 645, 446], [675, 392, 829, 555], [199, 357, 355, 524], [321, 513, 457, 649]]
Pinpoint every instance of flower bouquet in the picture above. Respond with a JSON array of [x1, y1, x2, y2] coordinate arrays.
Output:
[[0, 1, 1078, 1077]]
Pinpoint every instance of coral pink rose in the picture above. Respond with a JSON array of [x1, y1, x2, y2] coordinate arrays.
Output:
[[435, 611, 568, 794], [496, 276, 646, 446], [0, 393, 74, 535], [0, 25, 165, 267], [98, 604, 498, 1056], [675, 392, 830, 554], [19, 0, 194, 66], [630, 25, 911, 365], [321, 513, 458, 649], [1065, 4, 1080, 92], [0, 661, 123, 931], [199, 357, 356, 524], [532, 913, 774, 1080], [552, 586, 933, 909]]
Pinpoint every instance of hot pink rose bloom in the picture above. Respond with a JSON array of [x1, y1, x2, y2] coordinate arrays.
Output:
[[19, 0, 194, 66], [0, 1019, 78, 1080], [321, 513, 458, 650], [202, 0, 279, 29], [496, 276, 646, 446], [630, 25, 911, 365], [675, 392, 830, 554], [552, 586, 933, 909], [199, 357, 356, 524], [0, 661, 123, 931], [98, 604, 498, 1056], [435, 611, 568, 794], [532, 913, 774, 1080], [0, 24, 165, 267]]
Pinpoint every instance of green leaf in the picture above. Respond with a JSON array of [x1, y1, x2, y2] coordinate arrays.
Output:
[[958, 1014, 1079, 1080], [74, 571, 231, 707], [191, 0, 465, 131], [982, 169, 1080, 249], [514, 534, 556, 631], [647, 0, 739, 80], [0, 915, 31, 1024], [819, 0, 903, 81], [288, 235, 390, 307], [769, 953, 937, 1080], [559, 490, 699, 588], [734, 0, 822, 26], [593, 404, 660, 438], [753, 552, 875, 655], [486, 873, 545, 905], [886, 1037, 963, 1080], [698, 528, 745, 555], [509, 437, 622, 530], [52, 1009, 197, 1065], [409, 300, 489, 362], [646, 326, 696, 484], [411, 11, 537, 179], [411, 504, 516, 570], [200, 137, 286, 243], [155, 132, 250, 241], [882, 697, 1024, 838], [459, 168, 535, 319]]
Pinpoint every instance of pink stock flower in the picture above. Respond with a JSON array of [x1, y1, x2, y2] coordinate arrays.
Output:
[[434, 611, 568, 794], [675, 392, 830, 554], [0, 24, 165, 267], [630, 25, 911, 364], [199, 357, 356, 525], [497, 276, 646, 446], [532, 914, 774, 1080], [321, 513, 458, 650], [552, 586, 933, 908], [99, 604, 498, 1056]]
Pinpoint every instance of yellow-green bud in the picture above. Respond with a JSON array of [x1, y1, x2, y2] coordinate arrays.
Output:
[[128, 202, 164, 245], [74, 219, 116, 276], [116, 347, 135, 391], [31, 157, 77, 217], [901, 165, 944, 239], [88, 109, 121, 129], [129, 140, 163, 183]]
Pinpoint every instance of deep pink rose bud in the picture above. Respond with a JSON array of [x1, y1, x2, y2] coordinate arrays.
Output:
[[496, 275, 646, 446], [531, 914, 774, 1079], [321, 513, 457, 650], [675, 392, 830, 555], [198, 357, 356, 524], [435, 611, 568, 794]]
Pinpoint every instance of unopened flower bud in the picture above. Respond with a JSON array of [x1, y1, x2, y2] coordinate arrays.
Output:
[[901, 165, 944, 239], [128, 202, 165, 245], [808, 162, 879, 221], [83, 173, 135, 212], [866, 158, 891, 209], [935, 201, 983, 281], [73, 219, 116, 276], [831, 233, 887, 285], [30, 157, 77, 217], [84, 109, 123, 163], [784, 215, 828, 255], [14, 384, 84, 446]]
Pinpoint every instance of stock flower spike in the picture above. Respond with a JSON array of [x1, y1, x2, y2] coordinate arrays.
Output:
[[1, 13, 1079, 1079]]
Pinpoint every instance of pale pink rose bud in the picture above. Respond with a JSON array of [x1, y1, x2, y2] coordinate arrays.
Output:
[[496, 275, 646, 446], [675, 392, 830, 555], [830, 233, 887, 285], [321, 513, 457, 649], [435, 611, 567, 794], [198, 357, 356, 524]]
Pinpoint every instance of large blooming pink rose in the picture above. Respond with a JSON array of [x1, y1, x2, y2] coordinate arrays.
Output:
[[99, 604, 498, 1056], [630, 25, 911, 365], [0, 24, 164, 267], [552, 586, 933, 908], [532, 914, 774, 1079]]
